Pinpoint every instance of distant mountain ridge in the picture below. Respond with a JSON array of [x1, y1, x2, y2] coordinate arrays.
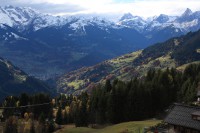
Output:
[[119, 8, 200, 33], [119, 8, 200, 43], [1, 6, 200, 34], [0, 6, 147, 79], [0, 6, 200, 79], [56, 29, 200, 94]]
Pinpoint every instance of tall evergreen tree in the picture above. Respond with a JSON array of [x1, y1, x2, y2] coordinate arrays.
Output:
[[19, 93, 29, 118], [55, 106, 62, 125], [105, 80, 112, 92], [75, 92, 89, 127]]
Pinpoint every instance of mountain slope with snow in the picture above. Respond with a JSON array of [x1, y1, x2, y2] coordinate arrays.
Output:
[[0, 6, 148, 79], [0, 6, 200, 79], [1, 6, 200, 42], [118, 8, 200, 44]]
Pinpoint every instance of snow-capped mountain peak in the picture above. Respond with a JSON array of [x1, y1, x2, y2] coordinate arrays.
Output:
[[119, 13, 144, 22], [182, 8, 193, 17], [155, 14, 169, 23], [0, 6, 39, 28], [175, 8, 195, 23], [0, 6, 68, 31], [120, 13, 134, 21], [117, 8, 200, 34], [118, 13, 147, 32], [0, 6, 200, 39], [68, 16, 120, 33]]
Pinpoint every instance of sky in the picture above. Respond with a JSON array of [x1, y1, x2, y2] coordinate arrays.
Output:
[[1, 0, 200, 18]]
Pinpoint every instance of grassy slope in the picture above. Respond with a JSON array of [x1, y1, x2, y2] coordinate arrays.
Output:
[[57, 51, 142, 93], [56, 120, 161, 133], [57, 49, 176, 94], [177, 61, 200, 71]]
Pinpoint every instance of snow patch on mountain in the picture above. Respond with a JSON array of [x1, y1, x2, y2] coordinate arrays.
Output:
[[174, 19, 199, 29], [0, 24, 8, 30], [117, 13, 147, 32], [0, 6, 68, 31], [11, 32, 28, 40], [0, 6, 39, 27], [0, 9, 13, 27], [31, 14, 67, 31]]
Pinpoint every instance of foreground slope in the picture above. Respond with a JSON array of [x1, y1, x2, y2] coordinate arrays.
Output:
[[57, 30, 200, 94], [56, 120, 161, 133], [0, 57, 52, 101]]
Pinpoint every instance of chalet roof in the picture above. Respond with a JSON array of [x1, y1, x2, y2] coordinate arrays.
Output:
[[164, 103, 200, 131], [192, 111, 200, 116]]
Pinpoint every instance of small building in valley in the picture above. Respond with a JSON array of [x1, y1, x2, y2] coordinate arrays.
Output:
[[164, 103, 200, 133]]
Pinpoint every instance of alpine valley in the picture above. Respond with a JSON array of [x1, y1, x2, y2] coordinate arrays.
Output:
[[57, 29, 200, 94], [1, 6, 200, 80], [1, 4, 200, 133]]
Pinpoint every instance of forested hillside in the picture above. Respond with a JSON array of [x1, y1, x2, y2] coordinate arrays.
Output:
[[1, 63, 199, 132], [42, 64, 200, 127], [57, 30, 200, 94], [0, 57, 53, 101]]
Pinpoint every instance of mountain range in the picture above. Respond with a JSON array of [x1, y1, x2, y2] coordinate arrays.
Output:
[[0, 6, 200, 79], [56, 29, 200, 94]]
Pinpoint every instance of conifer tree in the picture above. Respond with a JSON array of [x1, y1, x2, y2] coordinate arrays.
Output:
[[75, 92, 89, 127], [55, 106, 62, 125], [105, 79, 112, 92]]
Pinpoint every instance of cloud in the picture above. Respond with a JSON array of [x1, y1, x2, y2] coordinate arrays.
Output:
[[1, 0, 85, 14], [1, 0, 200, 18], [127, 0, 200, 17]]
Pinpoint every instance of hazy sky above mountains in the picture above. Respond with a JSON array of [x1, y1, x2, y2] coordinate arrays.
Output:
[[2, 0, 200, 18]]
